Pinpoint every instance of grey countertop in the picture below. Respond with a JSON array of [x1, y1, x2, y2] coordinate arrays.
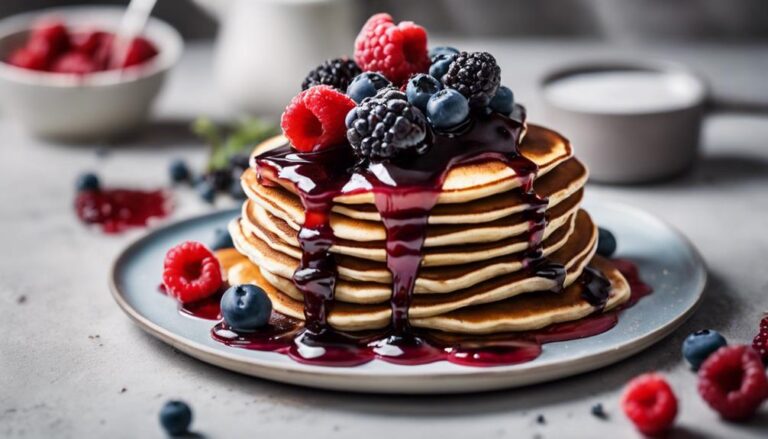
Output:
[[2, 41, 768, 438]]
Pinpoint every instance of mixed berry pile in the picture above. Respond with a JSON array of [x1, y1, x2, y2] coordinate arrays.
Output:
[[281, 13, 516, 162], [6, 19, 158, 74]]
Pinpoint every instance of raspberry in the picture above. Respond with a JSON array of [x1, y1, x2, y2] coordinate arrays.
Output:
[[354, 13, 430, 85], [122, 37, 159, 68], [52, 52, 97, 75], [621, 373, 678, 436], [281, 85, 356, 152], [753, 316, 768, 364], [302, 57, 362, 92], [346, 87, 428, 161], [162, 241, 223, 303], [30, 20, 70, 57], [8, 47, 48, 71], [442, 51, 501, 108], [697, 345, 768, 421]]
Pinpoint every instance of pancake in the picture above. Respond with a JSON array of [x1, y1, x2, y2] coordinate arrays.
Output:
[[252, 124, 573, 206], [243, 157, 588, 226], [243, 187, 583, 250]]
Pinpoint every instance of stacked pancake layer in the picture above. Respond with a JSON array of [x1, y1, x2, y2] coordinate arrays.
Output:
[[229, 124, 630, 334]]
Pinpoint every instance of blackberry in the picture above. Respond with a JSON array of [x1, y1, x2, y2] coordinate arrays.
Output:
[[301, 58, 362, 92], [442, 51, 501, 108], [346, 87, 428, 162]]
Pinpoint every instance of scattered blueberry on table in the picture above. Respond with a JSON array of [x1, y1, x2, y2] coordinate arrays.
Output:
[[195, 180, 216, 204], [159, 400, 192, 436], [220, 284, 273, 331], [596, 227, 617, 257], [75, 172, 100, 192], [169, 159, 192, 184], [682, 329, 727, 370]]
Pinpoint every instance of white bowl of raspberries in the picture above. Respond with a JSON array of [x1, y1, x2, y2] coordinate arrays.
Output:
[[0, 6, 183, 141]]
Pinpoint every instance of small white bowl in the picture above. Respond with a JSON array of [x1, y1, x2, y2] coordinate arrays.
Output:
[[0, 6, 183, 141]]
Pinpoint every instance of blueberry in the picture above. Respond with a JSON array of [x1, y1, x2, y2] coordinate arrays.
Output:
[[682, 329, 727, 370], [211, 227, 234, 250], [405, 74, 442, 112], [229, 178, 247, 200], [75, 172, 100, 192], [489, 86, 515, 114], [206, 170, 233, 191], [195, 180, 215, 204], [426, 89, 469, 130], [428, 46, 459, 62], [220, 284, 272, 331], [429, 53, 456, 80], [597, 227, 617, 257], [346, 72, 391, 104], [169, 159, 191, 183], [159, 400, 192, 436], [229, 153, 251, 172]]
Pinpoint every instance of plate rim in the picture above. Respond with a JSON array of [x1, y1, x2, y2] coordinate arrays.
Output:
[[110, 202, 707, 393]]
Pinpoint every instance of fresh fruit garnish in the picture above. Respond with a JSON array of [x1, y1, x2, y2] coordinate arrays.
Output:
[[354, 13, 430, 85], [621, 373, 678, 436], [8, 46, 48, 70], [426, 88, 469, 130], [121, 36, 158, 68], [281, 85, 356, 152], [428, 46, 459, 62], [51, 52, 96, 75], [194, 179, 216, 204], [442, 51, 501, 108], [30, 20, 70, 57], [75, 172, 100, 192], [489, 85, 515, 115], [220, 284, 273, 331], [405, 73, 442, 112], [682, 329, 727, 370], [71, 30, 109, 57], [346, 87, 428, 161], [211, 227, 234, 251], [159, 400, 193, 436], [162, 241, 222, 303], [302, 57, 362, 92], [752, 315, 768, 364], [596, 227, 617, 257], [346, 72, 391, 104], [169, 159, 192, 184], [697, 345, 768, 421], [429, 52, 457, 82]]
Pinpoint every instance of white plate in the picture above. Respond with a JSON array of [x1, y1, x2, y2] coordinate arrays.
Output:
[[110, 200, 706, 394]]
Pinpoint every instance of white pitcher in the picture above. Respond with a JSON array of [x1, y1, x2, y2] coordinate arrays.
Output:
[[195, 0, 359, 115]]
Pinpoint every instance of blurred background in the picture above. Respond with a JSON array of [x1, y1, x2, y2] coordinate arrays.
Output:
[[3, 0, 768, 41]]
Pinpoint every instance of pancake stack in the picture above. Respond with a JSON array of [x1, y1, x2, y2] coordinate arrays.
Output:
[[226, 123, 630, 335]]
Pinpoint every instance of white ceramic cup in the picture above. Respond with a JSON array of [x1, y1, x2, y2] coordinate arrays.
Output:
[[539, 61, 709, 184]]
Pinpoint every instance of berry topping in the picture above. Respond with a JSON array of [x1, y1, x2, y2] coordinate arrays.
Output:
[[752, 315, 768, 364], [71, 30, 109, 57], [428, 54, 455, 82], [302, 57, 362, 92], [596, 227, 617, 257], [426, 88, 470, 130], [621, 373, 678, 436], [51, 52, 96, 75], [682, 329, 727, 370], [30, 20, 70, 57], [428, 46, 459, 62], [697, 345, 768, 421], [195, 179, 216, 204], [281, 85, 356, 152], [220, 284, 273, 331], [405, 73, 442, 112], [121, 37, 158, 68], [8, 47, 48, 71], [346, 72, 391, 104], [211, 227, 234, 251], [162, 241, 223, 303], [354, 13, 430, 85], [489, 85, 515, 115], [75, 172, 100, 192], [346, 87, 428, 162], [442, 51, 501, 108], [169, 159, 192, 183], [159, 400, 192, 436]]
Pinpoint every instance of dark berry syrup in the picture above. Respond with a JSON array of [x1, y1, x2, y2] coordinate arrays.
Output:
[[209, 108, 652, 367], [75, 188, 171, 233]]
